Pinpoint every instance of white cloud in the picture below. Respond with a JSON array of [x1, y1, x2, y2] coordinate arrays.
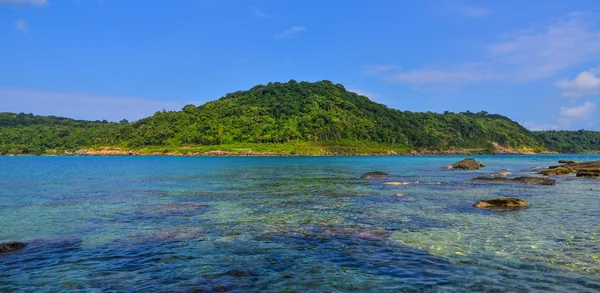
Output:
[[555, 68, 600, 98], [559, 101, 597, 118], [364, 65, 395, 75], [14, 19, 28, 33], [0, 89, 182, 122], [457, 5, 490, 18], [347, 88, 380, 100], [522, 121, 561, 131], [274, 26, 306, 39], [524, 101, 597, 131], [385, 12, 600, 89], [0, 0, 47, 6]]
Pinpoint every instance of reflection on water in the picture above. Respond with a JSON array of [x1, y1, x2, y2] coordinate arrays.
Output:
[[1, 155, 599, 292]]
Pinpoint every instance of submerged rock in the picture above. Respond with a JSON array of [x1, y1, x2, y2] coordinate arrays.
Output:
[[321, 227, 391, 240], [451, 158, 485, 170], [558, 160, 576, 164], [473, 198, 530, 209], [0, 242, 26, 254], [145, 202, 208, 215], [360, 171, 390, 179], [472, 176, 556, 185]]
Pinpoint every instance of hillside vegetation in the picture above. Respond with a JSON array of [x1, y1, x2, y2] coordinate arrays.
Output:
[[0, 80, 598, 155]]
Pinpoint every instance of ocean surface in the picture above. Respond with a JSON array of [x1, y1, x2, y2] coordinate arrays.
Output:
[[1, 155, 599, 292]]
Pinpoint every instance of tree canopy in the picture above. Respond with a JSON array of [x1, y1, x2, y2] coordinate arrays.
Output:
[[0, 80, 598, 155]]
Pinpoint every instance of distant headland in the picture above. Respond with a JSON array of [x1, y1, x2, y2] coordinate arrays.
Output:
[[1, 80, 599, 156]]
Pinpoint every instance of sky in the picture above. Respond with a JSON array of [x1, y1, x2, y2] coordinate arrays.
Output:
[[1, 0, 600, 130]]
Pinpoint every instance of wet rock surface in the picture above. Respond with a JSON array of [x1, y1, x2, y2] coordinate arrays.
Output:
[[576, 169, 600, 179], [538, 160, 600, 177], [473, 198, 530, 209], [451, 158, 485, 170], [360, 171, 390, 179], [472, 176, 556, 185], [0, 242, 26, 254]]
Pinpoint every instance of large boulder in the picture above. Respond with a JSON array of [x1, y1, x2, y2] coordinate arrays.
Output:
[[472, 176, 555, 186], [451, 158, 485, 170], [360, 171, 390, 179], [473, 198, 530, 209], [0, 242, 26, 254]]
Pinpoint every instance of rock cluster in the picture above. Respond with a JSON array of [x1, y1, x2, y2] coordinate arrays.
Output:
[[538, 160, 600, 178]]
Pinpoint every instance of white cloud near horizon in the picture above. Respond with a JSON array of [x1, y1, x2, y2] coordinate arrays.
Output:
[[555, 67, 600, 98], [0, 0, 47, 6], [386, 12, 600, 89], [560, 101, 597, 119], [525, 100, 598, 130], [347, 87, 380, 100], [274, 26, 306, 38], [0, 89, 182, 122], [457, 5, 490, 18], [15, 19, 28, 33]]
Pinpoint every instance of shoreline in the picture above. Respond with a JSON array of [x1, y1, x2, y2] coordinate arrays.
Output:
[[1, 149, 575, 157]]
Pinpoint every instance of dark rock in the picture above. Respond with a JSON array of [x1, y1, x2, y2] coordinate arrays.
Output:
[[472, 176, 556, 186], [360, 171, 390, 179], [539, 166, 572, 176], [558, 160, 576, 164], [0, 242, 26, 254], [451, 158, 485, 170], [473, 198, 530, 209], [511, 177, 556, 185], [576, 169, 600, 179]]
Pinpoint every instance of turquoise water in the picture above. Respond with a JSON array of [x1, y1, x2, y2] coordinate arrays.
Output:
[[1, 155, 599, 292]]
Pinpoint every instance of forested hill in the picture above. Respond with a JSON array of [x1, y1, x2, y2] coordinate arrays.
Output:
[[1, 80, 599, 155]]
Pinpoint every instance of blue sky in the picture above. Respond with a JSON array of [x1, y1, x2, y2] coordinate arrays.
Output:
[[1, 0, 600, 130]]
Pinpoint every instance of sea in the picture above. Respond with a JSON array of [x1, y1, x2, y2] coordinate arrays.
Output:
[[1, 155, 599, 292]]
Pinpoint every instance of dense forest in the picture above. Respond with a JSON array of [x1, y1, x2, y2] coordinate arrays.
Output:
[[1, 80, 599, 155]]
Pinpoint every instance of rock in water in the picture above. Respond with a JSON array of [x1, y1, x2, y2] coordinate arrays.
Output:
[[451, 158, 485, 170], [539, 166, 572, 176], [473, 198, 530, 209], [558, 160, 576, 164], [576, 169, 600, 179], [492, 171, 511, 178], [360, 171, 390, 179], [511, 177, 556, 185], [472, 176, 555, 185], [0, 242, 26, 254]]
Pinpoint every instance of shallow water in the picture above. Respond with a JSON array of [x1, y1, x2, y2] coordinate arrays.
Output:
[[1, 155, 599, 292]]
